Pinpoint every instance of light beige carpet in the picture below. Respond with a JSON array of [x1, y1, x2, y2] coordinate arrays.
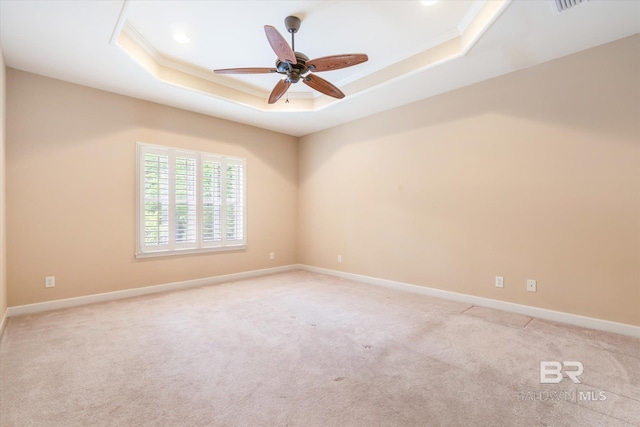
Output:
[[1, 270, 638, 426]]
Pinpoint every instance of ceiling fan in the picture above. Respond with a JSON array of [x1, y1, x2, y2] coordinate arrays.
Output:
[[214, 16, 368, 104]]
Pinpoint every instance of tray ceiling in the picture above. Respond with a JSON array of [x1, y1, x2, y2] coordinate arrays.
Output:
[[1, 0, 638, 136]]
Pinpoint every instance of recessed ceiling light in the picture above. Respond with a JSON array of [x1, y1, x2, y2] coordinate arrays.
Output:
[[421, 0, 438, 5], [173, 33, 190, 44]]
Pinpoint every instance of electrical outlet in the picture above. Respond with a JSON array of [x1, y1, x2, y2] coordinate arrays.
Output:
[[527, 279, 537, 292], [45, 276, 55, 288], [495, 276, 504, 288], [269, 252, 275, 260], [337, 255, 342, 263]]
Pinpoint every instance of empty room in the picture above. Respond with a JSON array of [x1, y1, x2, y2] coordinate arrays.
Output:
[[0, 0, 638, 425]]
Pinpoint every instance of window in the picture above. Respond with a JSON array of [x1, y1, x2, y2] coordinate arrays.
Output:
[[137, 143, 246, 257]]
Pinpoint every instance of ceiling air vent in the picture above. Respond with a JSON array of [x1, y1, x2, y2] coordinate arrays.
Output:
[[552, 0, 587, 12]]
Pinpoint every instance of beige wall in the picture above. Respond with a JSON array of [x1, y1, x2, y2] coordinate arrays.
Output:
[[6, 70, 298, 306], [5, 36, 639, 327], [0, 49, 6, 324], [299, 36, 640, 326]]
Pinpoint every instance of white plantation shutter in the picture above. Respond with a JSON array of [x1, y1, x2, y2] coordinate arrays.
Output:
[[202, 158, 222, 245], [137, 143, 246, 257], [225, 161, 245, 242], [142, 148, 170, 249], [173, 152, 198, 248]]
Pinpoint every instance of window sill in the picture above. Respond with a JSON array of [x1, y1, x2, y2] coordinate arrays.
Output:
[[135, 245, 247, 259]]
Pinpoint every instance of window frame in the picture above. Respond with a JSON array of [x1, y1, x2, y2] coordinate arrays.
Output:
[[136, 142, 247, 258]]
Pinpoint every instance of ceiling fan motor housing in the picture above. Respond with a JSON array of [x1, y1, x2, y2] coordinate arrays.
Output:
[[276, 52, 309, 83]]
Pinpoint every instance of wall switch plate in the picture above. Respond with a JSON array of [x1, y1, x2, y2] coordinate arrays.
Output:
[[269, 252, 275, 260], [45, 276, 55, 288], [495, 276, 504, 288], [337, 255, 342, 263], [527, 279, 537, 292]]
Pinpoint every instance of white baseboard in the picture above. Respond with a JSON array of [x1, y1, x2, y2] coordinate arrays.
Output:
[[6, 264, 639, 339], [0, 309, 7, 337], [298, 264, 640, 339], [6, 265, 298, 318]]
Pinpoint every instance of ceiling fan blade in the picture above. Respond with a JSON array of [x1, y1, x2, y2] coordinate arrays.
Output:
[[264, 25, 297, 64], [214, 67, 277, 74], [268, 79, 291, 104], [303, 74, 345, 99], [308, 54, 369, 72]]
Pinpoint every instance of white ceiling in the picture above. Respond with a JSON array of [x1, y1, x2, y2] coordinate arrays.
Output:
[[1, 0, 638, 137]]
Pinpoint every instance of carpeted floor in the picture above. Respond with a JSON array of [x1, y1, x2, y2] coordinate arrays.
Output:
[[1, 270, 638, 426]]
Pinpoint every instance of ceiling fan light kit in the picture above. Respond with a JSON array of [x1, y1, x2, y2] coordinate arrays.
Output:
[[214, 15, 368, 104]]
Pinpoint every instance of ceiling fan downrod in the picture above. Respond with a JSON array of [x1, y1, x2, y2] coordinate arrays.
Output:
[[284, 15, 301, 52]]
